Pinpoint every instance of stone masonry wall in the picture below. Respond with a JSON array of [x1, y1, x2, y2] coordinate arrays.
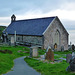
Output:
[[8, 35, 43, 46], [43, 17, 69, 50]]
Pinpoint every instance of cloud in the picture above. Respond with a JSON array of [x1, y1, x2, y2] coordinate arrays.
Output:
[[60, 2, 75, 10], [0, 0, 75, 44], [0, 17, 10, 25], [1, 8, 75, 26], [15, 8, 75, 21], [68, 30, 75, 44]]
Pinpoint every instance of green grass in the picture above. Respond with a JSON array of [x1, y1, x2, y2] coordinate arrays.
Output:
[[24, 50, 74, 75], [0, 46, 73, 75], [54, 50, 72, 59], [38, 48, 46, 55], [0, 46, 46, 75], [0, 46, 29, 75]]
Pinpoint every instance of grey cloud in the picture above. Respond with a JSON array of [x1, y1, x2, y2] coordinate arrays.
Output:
[[0, 0, 75, 16]]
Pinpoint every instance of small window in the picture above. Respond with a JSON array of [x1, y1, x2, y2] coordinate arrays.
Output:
[[18, 37, 20, 40]]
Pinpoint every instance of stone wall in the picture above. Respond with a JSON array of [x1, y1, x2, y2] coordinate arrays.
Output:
[[7, 35, 43, 46], [43, 17, 69, 50]]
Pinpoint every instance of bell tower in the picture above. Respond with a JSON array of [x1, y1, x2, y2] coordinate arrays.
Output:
[[11, 14, 16, 22]]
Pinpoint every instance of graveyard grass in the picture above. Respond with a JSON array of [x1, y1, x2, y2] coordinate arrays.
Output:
[[0, 46, 74, 75], [0, 46, 30, 75], [0, 46, 45, 75], [24, 51, 75, 75]]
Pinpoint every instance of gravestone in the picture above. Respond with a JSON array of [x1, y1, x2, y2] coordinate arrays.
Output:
[[66, 54, 72, 63], [45, 46, 54, 61], [67, 56, 75, 71], [11, 37, 15, 46], [61, 46, 64, 51], [30, 46, 38, 57], [72, 52, 75, 57], [72, 44, 74, 52]]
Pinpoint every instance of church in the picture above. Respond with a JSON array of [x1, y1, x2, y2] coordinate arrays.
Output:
[[3, 14, 69, 51]]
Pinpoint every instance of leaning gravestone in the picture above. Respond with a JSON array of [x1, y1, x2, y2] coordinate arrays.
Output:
[[30, 46, 38, 57], [45, 46, 54, 61], [66, 54, 72, 63]]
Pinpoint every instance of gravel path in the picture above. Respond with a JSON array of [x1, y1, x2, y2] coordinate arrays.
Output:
[[3, 56, 41, 75]]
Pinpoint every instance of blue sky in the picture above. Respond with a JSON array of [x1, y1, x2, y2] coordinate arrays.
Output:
[[0, 0, 75, 44]]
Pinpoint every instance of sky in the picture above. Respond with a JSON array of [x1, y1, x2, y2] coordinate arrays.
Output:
[[0, 0, 75, 45]]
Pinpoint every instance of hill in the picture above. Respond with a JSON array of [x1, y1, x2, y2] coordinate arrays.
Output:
[[0, 26, 6, 36]]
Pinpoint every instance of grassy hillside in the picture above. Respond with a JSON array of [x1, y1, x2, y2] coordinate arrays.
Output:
[[0, 26, 6, 36], [0, 46, 45, 75], [0, 46, 30, 75]]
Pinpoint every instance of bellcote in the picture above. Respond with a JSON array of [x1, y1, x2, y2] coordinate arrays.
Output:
[[11, 14, 16, 22]]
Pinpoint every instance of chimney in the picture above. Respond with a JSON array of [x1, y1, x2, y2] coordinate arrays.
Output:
[[11, 14, 16, 22]]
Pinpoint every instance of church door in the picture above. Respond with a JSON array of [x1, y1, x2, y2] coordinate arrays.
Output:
[[54, 43, 57, 49]]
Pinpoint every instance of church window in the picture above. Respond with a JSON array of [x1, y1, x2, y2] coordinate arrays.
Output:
[[18, 37, 20, 40]]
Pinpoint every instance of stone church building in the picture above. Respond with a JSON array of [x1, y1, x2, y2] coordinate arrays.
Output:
[[3, 14, 69, 51]]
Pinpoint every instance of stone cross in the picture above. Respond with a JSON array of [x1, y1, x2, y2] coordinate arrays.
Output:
[[45, 46, 54, 61]]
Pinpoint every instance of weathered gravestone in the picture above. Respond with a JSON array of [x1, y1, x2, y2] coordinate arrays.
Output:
[[45, 46, 54, 61], [67, 56, 75, 71], [66, 54, 72, 63], [61, 46, 64, 52], [11, 37, 15, 46], [30, 46, 38, 57], [72, 52, 75, 57]]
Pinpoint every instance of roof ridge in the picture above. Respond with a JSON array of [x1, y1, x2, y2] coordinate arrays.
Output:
[[15, 16, 56, 22]]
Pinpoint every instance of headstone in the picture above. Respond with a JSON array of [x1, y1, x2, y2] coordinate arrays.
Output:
[[66, 54, 72, 63], [45, 46, 54, 61], [33, 47, 38, 57], [67, 56, 75, 71], [72, 52, 75, 57], [2, 34, 7, 42], [30, 48, 32, 57], [72, 44, 74, 51], [11, 37, 15, 46], [61, 46, 64, 51], [30, 46, 38, 57]]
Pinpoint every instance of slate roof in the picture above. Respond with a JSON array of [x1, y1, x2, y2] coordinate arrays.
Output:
[[3, 17, 56, 36]]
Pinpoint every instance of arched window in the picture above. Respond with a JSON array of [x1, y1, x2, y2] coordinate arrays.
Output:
[[53, 30, 60, 46], [55, 30, 60, 45]]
